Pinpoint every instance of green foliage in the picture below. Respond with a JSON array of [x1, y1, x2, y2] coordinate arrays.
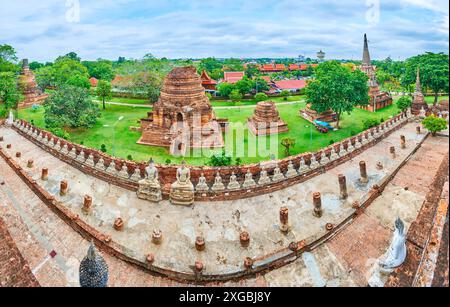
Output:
[[422, 115, 448, 136], [0, 44, 20, 73], [254, 77, 270, 92], [82, 60, 115, 81], [281, 138, 296, 157], [49, 127, 70, 140], [96, 80, 113, 110], [165, 159, 172, 165], [362, 118, 380, 130], [0, 72, 21, 112], [306, 61, 369, 128], [44, 85, 100, 129], [100, 144, 107, 153], [235, 157, 243, 166], [205, 92, 212, 100], [230, 90, 243, 102], [245, 64, 260, 79], [235, 76, 254, 95], [36, 56, 89, 89], [403, 52, 449, 104], [206, 150, 232, 167], [396, 96, 412, 112], [254, 92, 268, 102], [127, 155, 133, 161], [280, 90, 290, 97], [217, 82, 235, 98], [66, 75, 91, 89], [197, 58, 223, 80]]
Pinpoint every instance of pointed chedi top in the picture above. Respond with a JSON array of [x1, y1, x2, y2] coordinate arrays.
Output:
[[79, 240, 109, 288], [362, 34, 371, 65], [415, 66, 422, 93]]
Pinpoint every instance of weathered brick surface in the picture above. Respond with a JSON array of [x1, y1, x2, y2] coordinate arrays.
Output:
[[0, 217, 40, 287]]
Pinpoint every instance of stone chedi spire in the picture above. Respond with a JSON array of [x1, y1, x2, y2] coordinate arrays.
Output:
[[79, 241, 109, 287], [138, 66, 224, 153], [247, 101, 289, 135], [411, 66, 428, 116], [362, 34, 371, 66], [18, 59, 48, 109]]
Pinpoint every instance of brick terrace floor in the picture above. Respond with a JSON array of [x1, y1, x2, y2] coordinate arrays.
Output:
[[0, 124, 448, 286]]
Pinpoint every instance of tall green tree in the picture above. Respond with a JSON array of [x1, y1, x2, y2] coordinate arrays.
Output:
[[402, 52, 449, 105], [0, 44, 20, 73], [44, 85, 100, 128], [306, 61, 369, 129], [0, 72, 21, 116], [217, 82, 235, 98], [96, 80, 112, 110]]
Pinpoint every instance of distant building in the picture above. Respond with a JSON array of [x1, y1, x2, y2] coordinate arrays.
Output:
[[89, 77, 98, 87], [317, 50, 326, 61], [223, 71, 245, 84], [259, 64, 287, 73], [273, 80, 307, 93], [200, 70, 218, 93]]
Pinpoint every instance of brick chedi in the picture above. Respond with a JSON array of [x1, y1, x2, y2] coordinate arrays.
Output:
[[358, 34, 393, 112], [248, 101, 289, 135], [138, 67, 224, 155], [411, 67, 429, 116], [18, 59, 48, 109]]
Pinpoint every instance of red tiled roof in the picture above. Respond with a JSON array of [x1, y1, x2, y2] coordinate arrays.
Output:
[[89, 77, 98, 87], [289, 64, 300, 71], [275, 64, 286, 70], [300, 64, 308, 71], [201, 70, 218, 85], [223, 71, 245, 84], [261, 76, 272, 83], [274, 80, 307, 90]]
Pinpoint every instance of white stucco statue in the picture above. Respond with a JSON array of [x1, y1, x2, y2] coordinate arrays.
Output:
[[6, 110, 14, 126], [380, 218, 407, 269]]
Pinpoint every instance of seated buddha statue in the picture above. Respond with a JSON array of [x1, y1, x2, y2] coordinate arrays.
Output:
[[137, 158, 162, 202], [170, 160, 195, 206]]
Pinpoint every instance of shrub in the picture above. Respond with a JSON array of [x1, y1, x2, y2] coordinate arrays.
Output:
[[230, 90, 243, 102], [254, 93, 268, 102], [350, 130, 357, 136], [396, 96, 412, 112], [100, 144, 107, 153], [329, 140, 335, 146], [362, 118, 379, 130], [281, 138, 296, 157], [207, 150, 232, 166], [127, 155, 133, 161], [165, 159, 172, 165], [49, 127, 70, 140], [380, 118, 385, 123], [422, 115, 448, 136], [235, 157, 242, 166], [205, 92, 212, 100]]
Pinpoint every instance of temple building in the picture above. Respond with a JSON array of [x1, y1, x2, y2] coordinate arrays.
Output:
[[138, 67, 224, 156], [200, 70, 218, 94], [358, 34, 393, 112], [248, 101, 289, 136], [411, 67, 429, 116], [18, 59, 48, 109]]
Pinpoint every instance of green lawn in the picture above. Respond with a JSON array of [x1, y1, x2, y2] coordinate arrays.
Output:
[[211, 95, 302, 107], [19, 99, 401, 166], [425, 95, 448, 105]]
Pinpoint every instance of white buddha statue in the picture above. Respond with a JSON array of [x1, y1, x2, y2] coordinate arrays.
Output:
[[170, 160, 195, 206], [137, 158, 162, 202]]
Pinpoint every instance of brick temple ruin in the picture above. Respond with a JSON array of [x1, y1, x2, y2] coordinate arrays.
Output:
[[18, 59, 48, 109], [248, 101, 289, 135], [358, 34, 393, 112], [138, 67, 225, 155]]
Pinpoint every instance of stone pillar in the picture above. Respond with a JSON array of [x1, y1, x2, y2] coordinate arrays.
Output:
[[400, 135, 406, 149], [41, 168, 49, 180], [195, 236, 206, 251], [6, 144, 11, 149], [114, 218, 124, 231], [240, 231, 250, 248], [313, 192, 323, 218], [416, 126, 421, 134], [60, 180, 68, 196], [390, 146, 396, 159], [82, 195, 93, 214], [0, 136, 3, 142], [152, 230, 163, 245], [195, 261, 204, 274], [15, 152, 21, 158], [27, 159, 34, 168], [279, 207, 289, 233], [359, 161, 369, 184], [338, 174, 348, 199]]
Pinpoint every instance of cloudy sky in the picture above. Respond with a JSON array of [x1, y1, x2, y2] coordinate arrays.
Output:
[[0, 0, 448, 62]]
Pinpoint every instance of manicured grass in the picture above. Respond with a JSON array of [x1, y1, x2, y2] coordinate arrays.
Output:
[[211, 95, 303, 107], [108, 97, 150, 105], [425, 96, 448, 105], [19, 100, 401, 165]]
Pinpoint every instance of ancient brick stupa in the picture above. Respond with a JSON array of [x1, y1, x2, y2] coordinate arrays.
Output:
[[138, 67, 224, 155], [18, 59, 48, 109], [358, 34, 393, 112], [411, 67, 429, 116], [248, 101, 289, 135]]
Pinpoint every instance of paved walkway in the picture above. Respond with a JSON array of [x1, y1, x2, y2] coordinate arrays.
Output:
[[0, 124, 448, 286]]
